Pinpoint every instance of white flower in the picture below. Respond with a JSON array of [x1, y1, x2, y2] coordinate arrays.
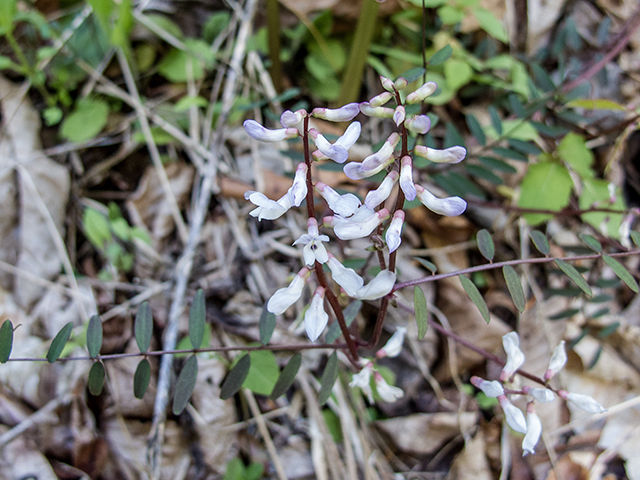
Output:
[[375, 372, 404, 402], [355, 269, 396, 301], [359, 102, 395, 118], [267, 268, 310, 315], [244, 191, 291, 220], [280, 109, 307, 128], [544, 340, 567, 381], [377, 327, 406, 358], [470, 376, 504, 397], [293, 218, 330, 266], [522, 404, 542, 456], [350, 362, 374, 402], [327, 209, 390, 241], [243, 119, 299, 142], [364, 171, 398, 210], [369, 91, 393, 107], [315, 182, 362, 217], [380, 75, 395, 92], [415, 184, 467, 216], [399, 156, 416, 201], [304, 287, 329, 341], [393, 105, 405, 126], [311, 121, 361, 163], [405, 115, 431, 135], [343, 156, 395, 180], [414, 145, 466, 164], [406, 81, 438, 104], [287, 163, 308, 207], [311, 103, 360, 122], [499, 395, 527, 434], [361, 133, 400, 171], [559, 391, 607, 414], [500, 332, 525, 382], [327, 254, 364, 296], [385, 210, 404, 253], [523, 386, 555, 403]]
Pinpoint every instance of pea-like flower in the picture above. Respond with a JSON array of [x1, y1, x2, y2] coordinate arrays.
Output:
[[355, 269, 396, 301], [393, 105, 405, 126], [311, 103, 360, 122], [267, 267, 311, 315], [244, 191, 291, 220], [376, 327, 406, 358], [522, 403, 542, 456], [522, 386, 555, 403], [315, 182, 362, 218], [304, 287, 329, 341], [470, 376, 505, 397], [280, 109, 307, 128], [500, 332, 525, 382], [349, 362, 374, 402], [327, 253, 364, 296], [499, 395, 527, 433], [544, 340, 567, 381], [374, 371, 404, 402], [326, 208, 390, 241], [399, 156, 417, 201], [310, 121, 362, 163], [405, 115, 432, 135], [406, 81, 438, 104], [558, 390, 606, 414], [359, 102, 395, 118], [293, 218, 330, 266], [343, 156, 395, 180], [380, 75, 395, 92], [244, 119, 299, 142], [364, 171, 398, 210], [414, 145, 466, 164], [362, 133, 400, 171], [369, 91, 393, 107], [385, 210, 405, 253], [287, 163, 309, 207], [415, 184, 467, 216]]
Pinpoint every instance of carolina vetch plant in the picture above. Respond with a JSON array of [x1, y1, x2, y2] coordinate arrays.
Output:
[[243, 74, 467, 395]]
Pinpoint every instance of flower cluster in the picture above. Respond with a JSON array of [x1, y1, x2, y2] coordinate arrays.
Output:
[[471, 332, 606, 456], [243, 75, 468, 345]]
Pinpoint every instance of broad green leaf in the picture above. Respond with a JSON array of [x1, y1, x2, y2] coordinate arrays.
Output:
[[429, 45, 452, 66], [566, 99, 626, 111], [466, 114, 486, 146], [88, 361, 105, 396], [459, 275, 490, 323], [318, 352, 338, 405], [133, 358, 151, 399], [554, 259, 592, 296], [444, 59, 473, 92], [519, 162, 572, 225], [243, 350, 279, 396], [602, 255, 639, 293], [557, 132, 594, 179], [189, 289, 206, 350], [579, 233, 601, 253], [503, 265, 525, 312], [158, 48, 205, 83], [579, 179, 625, 238], [438, 5, 465, 25], [529, 230, 550, 255], [259, 306, 276, 345], [174, 95, 208, 112], [0, 0, 17, 30], [325, 301, 361, 343], [134, 302, 153, 353], [203, 11, 231, 43], [86, 314, 103, 358], [414, 286, 428, 340], [270, 353, 302, 400], [0, 320, 13, 363], [220, 354, 251, 400], [474, 7, 508, 43], [476, 229, 495, 261], [173, 355, 198, 414], [83, 208, 111, 250], [61, 98, 110, 143], [47, 322, 74, 363]]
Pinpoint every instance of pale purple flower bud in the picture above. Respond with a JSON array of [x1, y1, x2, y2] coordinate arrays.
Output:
[[287, 163, 308, 207], [380, 75, 395, 92], [393, 105, 406, 126], [522, 403, 542, 456], [394, 77, 407, 90], [414, 145, 466, 164], [369, 91, 393, 107], [415, 184, 467, 217], [243, 119, 298, 142], [343, 156, 395, 180], [311, 103, 360, 122], [245, 191, 292, 220], [305, 287, 329, 341], [377, 327, 406, 358], [385, 210, 404, 253], [349, 362, 374, 402], [355, 269, 396, 301], [293, 218, 330, 266], [313, 132, 349, 163], [500, 332, 525, 382], [559, 391, 606, 414], [470, 376, 505, 397], [362, 133, 400, 171], [359, 102, 395, 118], [310, 122, 361, 163], [544, 340, 567, 381], [315, 182, 362, 217], [406, 81, 438, 104], [399, 156, 416, 201], [335, 121, 361, 150], [405, 115, 432, 135], [522, 386, 555, 403], [327, 254, 364, 296], [328, 209, 390, 241], [267, 267, 310, 315], [374, 371, 404, 402], [280, 109, 307, 128], [365, 171, 399, 209], [499, 395, 528, 434]]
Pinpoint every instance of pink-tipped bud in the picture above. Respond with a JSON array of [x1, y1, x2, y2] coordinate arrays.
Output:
[[406, 81, 438, 104], [244, 119, 299, 142], [369, 91, 393, 107], [414, 145, 466, 164], [311, 103, 360, 122]]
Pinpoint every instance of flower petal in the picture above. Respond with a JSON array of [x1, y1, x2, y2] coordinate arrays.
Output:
[[415, 184, 467, 217], [356, 269, 396, 300]]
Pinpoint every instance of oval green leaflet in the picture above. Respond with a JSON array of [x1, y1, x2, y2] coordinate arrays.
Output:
[[476, 229, 494, 262], [413, 286, 428, 340], [259, 306, 276, 345], [88, 361, 105, 396], [86, 314, 103, 358], [189, 289, 206, 350], [270, 353, 302, 400], [220, 353, 251, 400], [134, 302, 153, 353], [318, 352, 339, 405], [46, 322, 74, 363], [554, 259, 592, 296], [459, 275, 490, 323], [529, 230, 550, 255], [0, 320, 13, 363], [503, 265, 526, 312], [602, 255, 639, 293], [134, 358, 151, 399], [173, 355, 199, 415]]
